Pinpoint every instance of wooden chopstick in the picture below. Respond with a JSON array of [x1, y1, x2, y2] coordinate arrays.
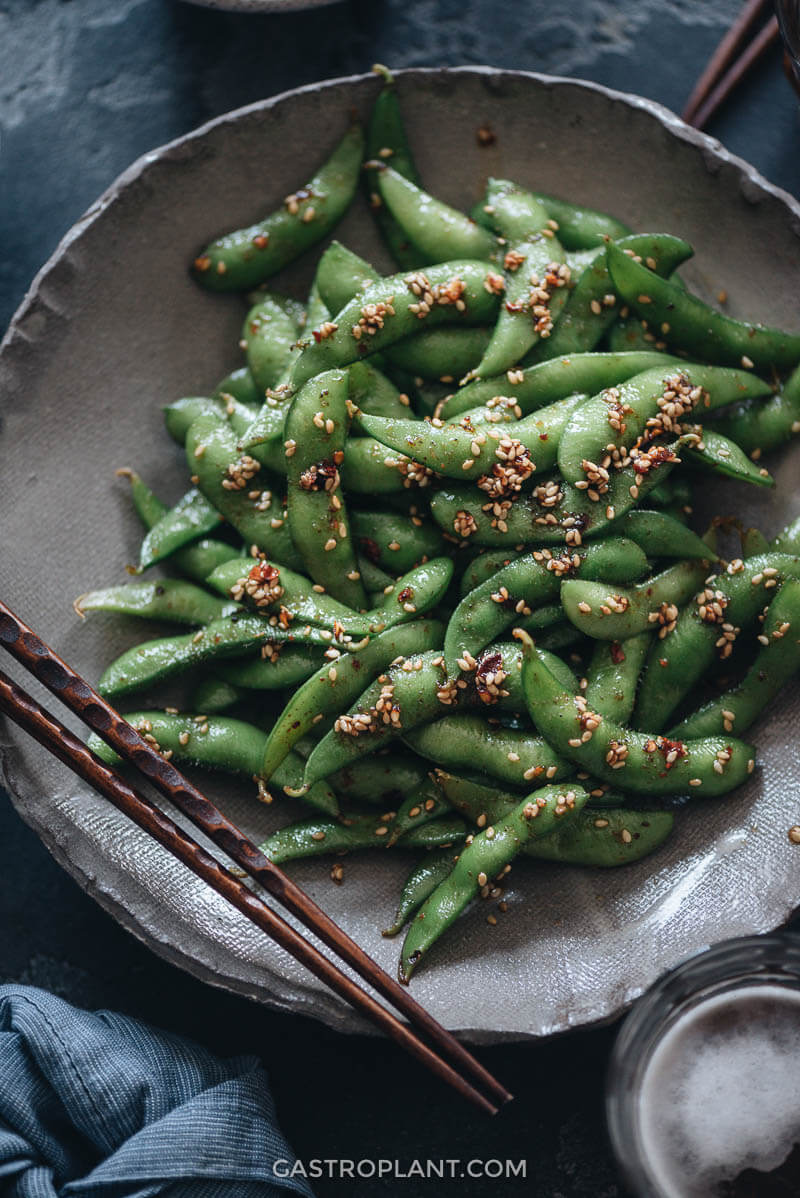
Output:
[[0, 600, 512, 1112], [0, 666, 500, 1115], [682, 0, 780, 129]]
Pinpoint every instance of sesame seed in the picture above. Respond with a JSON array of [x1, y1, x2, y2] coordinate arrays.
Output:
[[789, 827, 800, 845]]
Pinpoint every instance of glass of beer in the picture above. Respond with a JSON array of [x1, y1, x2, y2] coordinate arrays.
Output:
[[606, 933, 800, 1197]]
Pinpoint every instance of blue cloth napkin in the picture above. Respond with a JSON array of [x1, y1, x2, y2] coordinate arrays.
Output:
[[0, 985, 315, 1198]]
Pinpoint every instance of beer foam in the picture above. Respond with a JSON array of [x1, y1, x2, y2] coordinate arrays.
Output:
[[638, 984, 800, 1197]]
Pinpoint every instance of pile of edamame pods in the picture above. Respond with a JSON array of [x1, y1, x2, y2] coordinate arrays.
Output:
[[82, 67, 800, 981]]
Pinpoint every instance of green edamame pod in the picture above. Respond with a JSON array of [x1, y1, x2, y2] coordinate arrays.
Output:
[[97, 612, 332, 699], [444, 536, 648, 673], [526, 233, 693, 363], [138, 488, 224, 571], [383, 849, 460, 937], [74, 580, 237, 626], [206, 556, 376, 636], [387, 779, 452, 846], [684, 428, 774, 488], [302, 649, 451, 788], [518, 633, 756, 797], [164, 397, 226, 445], [633, 551, 800, 729], [669, 579, 800, 739], [347, 360, 412, 420], [458, 550, 522, 595], [216, 645, 325, 690], [606, 244, 800, 371], [557, 363, 770, 487], [429, 438, 681, 548], [214, 366, 261, 407], [260, 618, 444, 777], [710, 362, 800, 456], [584, 632, 651, 724], [284, 369, 367, 608], [356, 392, 586, 483], [399, 784, 589, 980], [118, 468, 241, 583], [351, 507, 444, 572], [190, 675, 245, 713], [260, 812, 466, 864], [186, 413, 302, 569], [528, 193, 632, 249], [609, 510, 711, 560], [242, 293, 304, 393], [474, 179, 569, 376], [329, 751, 432, 808], [314, 241, 380, 316], [440, 350, 676, 420], [523, 807, 674, 867], [405, 713, 570, 788], [383, 327, 492, 381], [377, 165, 499, 263], [364, 66, 426, 269], [88, 712, 337, 816], [560, 559, 710, 641], [192, 122, 365, 292], [290, 260, 501, 389]]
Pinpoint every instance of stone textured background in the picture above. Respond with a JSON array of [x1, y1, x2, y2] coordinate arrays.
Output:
[[1, 2, 799, 1194]]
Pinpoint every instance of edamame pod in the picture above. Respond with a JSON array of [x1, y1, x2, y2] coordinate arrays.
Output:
[[560, 559, 710, 641], [284, 369, 367, 608], [558, 363, 770, 487], [439, 351, 676, 421], [633, 551, 800, 729], [260, 618, 444, 777], [399, 784, 589, 980], [405, 714, 570, 788], [192, 122, 365, 292], [186, 413, 302, 568], [606, 244, 800, 371], [98, 612, 333, 699], [519, 633, 756, 797], [138, 488, 224, 571], [669, 579, 800, 739], [377, 165, 499, 263], [444, 536, 648, 673], [74, 580, 237, 626], [290, 260, 502, 388]]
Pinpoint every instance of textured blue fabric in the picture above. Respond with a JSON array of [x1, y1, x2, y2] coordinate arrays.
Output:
[[0, 987, 314, 1198]]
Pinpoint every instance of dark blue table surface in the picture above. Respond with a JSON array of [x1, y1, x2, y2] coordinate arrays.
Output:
[[2, 3, 799, 1193]]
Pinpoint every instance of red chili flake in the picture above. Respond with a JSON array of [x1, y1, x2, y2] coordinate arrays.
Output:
[[193, 255, 211, 272], [397, 587, 415, 605], [658, 658, 668, 667], [252, 234, 269, 249], [652, 736, 687, 769], [474, 651, 503, 701], [505, 301, 524, 313], [359, 537, 381, 563], [538, 433, 549, 442], [610, 641, 626, 664], [249, 560, 280, 584], [312, 329, 324, 343], [315, 458, 339, 484], [332, 449, 345, 465]]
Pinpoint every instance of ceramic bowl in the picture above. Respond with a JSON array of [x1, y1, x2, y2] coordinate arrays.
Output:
[[2, 67, 800, 1041]]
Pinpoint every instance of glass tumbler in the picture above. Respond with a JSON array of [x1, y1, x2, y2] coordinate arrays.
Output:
[[606, 933, 800, 1198]]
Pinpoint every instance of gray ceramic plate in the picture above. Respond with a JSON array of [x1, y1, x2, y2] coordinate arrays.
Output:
[[2, 68, 800, 1042]]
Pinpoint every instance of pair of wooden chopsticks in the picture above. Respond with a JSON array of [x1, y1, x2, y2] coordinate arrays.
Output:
[[0, 600, 511, 1115], [683, 0, 798, 129]]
